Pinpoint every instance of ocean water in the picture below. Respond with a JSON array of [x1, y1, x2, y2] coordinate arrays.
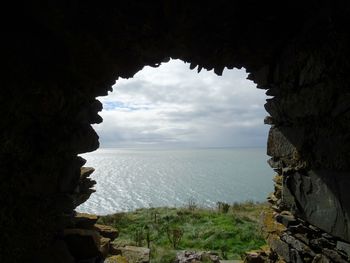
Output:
[[77, 148, 273, 215]]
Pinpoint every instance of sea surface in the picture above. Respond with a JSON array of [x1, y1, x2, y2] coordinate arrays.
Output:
[[77, 148, 273, 215]]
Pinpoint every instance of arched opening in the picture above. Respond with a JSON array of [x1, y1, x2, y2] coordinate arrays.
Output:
[[75, 59, 274, 261], [77, 59, 272, 214]]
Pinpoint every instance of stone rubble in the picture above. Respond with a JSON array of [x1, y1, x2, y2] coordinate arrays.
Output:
[[105, 255, 129, 263], [114, 246, 150, 263], [174, 250, 221, 263], [73, 167, 97, 207], [244, 249, 272, 263], [63, 212, 119, 262], [94, 224, 120, 240], [260, 173, 350, 263]]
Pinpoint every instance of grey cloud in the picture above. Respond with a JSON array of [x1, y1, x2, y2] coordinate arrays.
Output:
[[96, 59, 268, 148]]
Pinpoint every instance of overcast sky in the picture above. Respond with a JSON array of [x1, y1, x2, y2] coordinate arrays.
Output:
[[94, 59, 269, 148]]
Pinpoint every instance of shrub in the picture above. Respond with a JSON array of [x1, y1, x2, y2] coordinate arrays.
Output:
[[187, 197, 197, 211], [217, 202, 230, 213], [98, 212, 125, 226], [166, 226, 184, 248], [99, 201, 268, 260], [134, 227, 144, 246], [152, 249, 176, 263]]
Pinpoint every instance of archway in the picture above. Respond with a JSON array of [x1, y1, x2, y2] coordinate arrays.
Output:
[[78, 59, 272, 215]]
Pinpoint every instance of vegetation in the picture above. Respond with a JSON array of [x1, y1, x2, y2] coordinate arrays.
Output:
[[98, 200, 268, 262]]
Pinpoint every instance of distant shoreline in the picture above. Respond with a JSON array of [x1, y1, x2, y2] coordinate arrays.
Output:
[[88, 146, 267, 150]]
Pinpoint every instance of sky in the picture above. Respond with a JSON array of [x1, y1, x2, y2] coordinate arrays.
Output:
[[94, 59, 269, 148]]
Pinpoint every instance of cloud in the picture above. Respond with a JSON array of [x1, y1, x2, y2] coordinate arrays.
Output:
[[94, 59, 269, 148]]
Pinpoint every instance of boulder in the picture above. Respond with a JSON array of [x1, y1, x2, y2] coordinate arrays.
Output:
[[281, 234, 315, 256], [336, 241, 350, 259], [267, 127, 303, 165], [284, 170, 350, 242], [105, 255, 129, 263], [110, 243, 122, 255], [73, 167, 97, 207], [244, 247, 271, 263], [322, 248, 348, 263], [94, 223, 119, 240], [268, 234, 290, 262], [100, 237, 111, 258], [81, 167, 95, 179], [117, 246, 150, 263], [267, 193, 278, 205], [275, 211, 297, 227], [175, 250, 220, 263], [244, 251, 265, 263], [74, 212, 99, 229]]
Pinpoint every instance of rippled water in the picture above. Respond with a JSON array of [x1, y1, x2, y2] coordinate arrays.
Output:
[[77, 148, 273, 215]]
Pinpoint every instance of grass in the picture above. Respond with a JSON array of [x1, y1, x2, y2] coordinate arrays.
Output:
[[98, 201, 268, 262]]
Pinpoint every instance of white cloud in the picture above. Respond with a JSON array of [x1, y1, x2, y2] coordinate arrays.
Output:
[[94, 59, 269, 148]]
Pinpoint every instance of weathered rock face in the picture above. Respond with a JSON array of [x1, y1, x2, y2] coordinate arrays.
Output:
[[260, 4, 350, 260], [284, 170, 350, 241], [116, 246, 150, 263], [2, 1, 350, 262], [63, 213, 119, 262]]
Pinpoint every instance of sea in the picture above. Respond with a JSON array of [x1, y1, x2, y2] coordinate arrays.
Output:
[[76, 148, 273, 215]]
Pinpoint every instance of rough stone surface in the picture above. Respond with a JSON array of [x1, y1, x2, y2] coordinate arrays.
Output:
[[105, 255, 129, 263], [74, 212, 99, 229], [261, 211, 286, 237], [283, 170, 350, 242], [94, 224, 119, 240], [336, 241, 350, 260], [117, 246, 150, 263], [73, 167, 97, 207], [100, 237, 111, 258], [312, 254, 330, 263], [244, 250, 269, 263], [2, 1, 350, 262], [265, 172, 350, 262], [268, 234, 290, 262], [63, 229, 102, 261], [175, 251, 220, 263]]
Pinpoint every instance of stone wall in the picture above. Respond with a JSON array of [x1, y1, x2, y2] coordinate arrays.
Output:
[[2, 1, 350, 262], [259, 11, 350, 262]]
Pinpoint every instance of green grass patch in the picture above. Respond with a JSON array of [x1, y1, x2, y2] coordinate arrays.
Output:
[[98, 201, 268, 262]]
